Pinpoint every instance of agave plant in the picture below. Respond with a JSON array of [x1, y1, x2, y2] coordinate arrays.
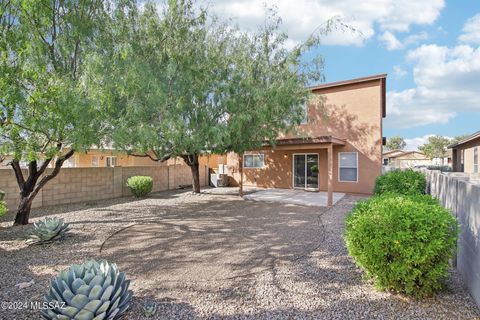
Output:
[[143, 300, 157, 317], [27, 217, 71, 245], [42, 260, 132, 320]]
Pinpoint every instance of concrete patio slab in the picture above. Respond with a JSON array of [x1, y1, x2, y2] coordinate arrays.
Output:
[[243, 188, 345, 207]]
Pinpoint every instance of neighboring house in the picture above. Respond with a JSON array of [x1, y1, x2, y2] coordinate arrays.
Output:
[[431, 149, 452, 166], [450, 130, 480, 173], [384, 150, 431, 169], [72, 148, 166, 168], [382, 149, 407, 165], [223, 74, 387, 206]]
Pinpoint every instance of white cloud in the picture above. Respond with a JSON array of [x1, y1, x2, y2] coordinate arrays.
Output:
[[459, 13, 480, 45], [393, 65, 407, 78], [386, 43, 480, 128], [404, 134, 452, 151], [209, 0, 444, 46], [379, 31, 402, 50], [379, 31, 429, 50]]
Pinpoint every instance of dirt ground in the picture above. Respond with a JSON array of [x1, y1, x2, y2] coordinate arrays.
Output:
[[0, 189, 479, 319]]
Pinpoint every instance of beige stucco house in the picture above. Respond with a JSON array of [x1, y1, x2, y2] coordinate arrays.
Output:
[[450, 131, 480, 173], [383, 150, 431, 168], [219, 74, 387, 206]]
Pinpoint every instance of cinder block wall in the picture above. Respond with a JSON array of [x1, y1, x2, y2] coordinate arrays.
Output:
[[0, 165, 207, 211], [424, 169, 480, 308]]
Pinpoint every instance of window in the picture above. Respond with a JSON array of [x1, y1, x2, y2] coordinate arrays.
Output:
[[106, 156, 117, 167], [474, 147, 478, 173], [91, 156, 99, 167], [301, 102, 308, 124], [339, 152, 358, 182], [243, 154, 264, 168]]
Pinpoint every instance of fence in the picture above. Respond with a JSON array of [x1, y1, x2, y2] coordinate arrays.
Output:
[[0, 165, 208, 211], [424, 169, 480, 307]]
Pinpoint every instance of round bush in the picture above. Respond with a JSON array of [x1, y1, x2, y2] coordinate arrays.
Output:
[[374, 169, 426, 195], [345, 194, 458, 297], [126, 176, 153, 197]]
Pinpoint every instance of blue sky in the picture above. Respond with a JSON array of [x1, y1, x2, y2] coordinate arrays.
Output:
[[211, 0, 480, 150]]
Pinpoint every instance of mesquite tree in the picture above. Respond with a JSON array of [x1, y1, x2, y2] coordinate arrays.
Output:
[[0, 0, 112, 224]]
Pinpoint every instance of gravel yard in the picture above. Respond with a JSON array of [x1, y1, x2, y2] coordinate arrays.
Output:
[[0, 189, 479, 319]]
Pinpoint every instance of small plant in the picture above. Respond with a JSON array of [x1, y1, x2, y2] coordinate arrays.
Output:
[[310, 164, 319, 174], [374, 169, 426, 195], [0, 190, 6, 217], [143, 300, 157, 317], [42, 259, 132, 320], [345, 194, 458, 297], [126, 176, 153, 197], [27, 217, 70, 245]]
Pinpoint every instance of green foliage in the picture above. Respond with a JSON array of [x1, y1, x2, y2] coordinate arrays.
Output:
[[0, 201, 6, 217], [345, 194, 458, 297], [385, 136, 406, 151], [419, 135, 451, 160], [26, 217, 70, 245], [374, 169, 426, 195], [126, 176, 153, 197], [42, 259, 132, 319], [427, 165, 452, 172]]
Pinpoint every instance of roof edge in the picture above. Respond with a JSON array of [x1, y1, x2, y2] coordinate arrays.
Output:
[[307, 73, 387, 91], [448, 130, 480, 148]]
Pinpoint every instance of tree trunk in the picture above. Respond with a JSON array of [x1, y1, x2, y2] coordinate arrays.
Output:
[[10, 148, 74, 225], [14, 194, 34, 225], [239, 153, 244, 197], [182, 154, 201, 194]]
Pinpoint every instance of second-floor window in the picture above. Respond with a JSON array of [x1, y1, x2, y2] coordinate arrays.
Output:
[[91, 156, 99, 167], [474, 147, 478, 173], [301, 102, 308, 124], [106, 156, 117, 167], [243, 154, 264, 168]]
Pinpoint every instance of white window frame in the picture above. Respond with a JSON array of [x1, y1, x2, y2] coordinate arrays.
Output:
[[91, 156, 99, 167], [243, 154, 265, 169], [300, 102, 308, 124], [474, 147, 478, 173], [338, 152, 358, 183], [106, 156, 117, 167]]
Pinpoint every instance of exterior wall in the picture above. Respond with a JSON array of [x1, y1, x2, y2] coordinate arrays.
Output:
[[452, 136, 480, 173], [0, 165, 207, 211], [390, 152, 432, 169], [74, 150, 166, 167], [227, 79, 384, 194]]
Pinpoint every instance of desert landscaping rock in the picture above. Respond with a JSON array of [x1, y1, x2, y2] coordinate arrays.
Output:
[[0, 189, 479, 319]]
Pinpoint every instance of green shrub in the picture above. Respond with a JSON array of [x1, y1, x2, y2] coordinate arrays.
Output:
[[374, 169, 426, 195], [0, 190, 6, 216], [345, 194, 458, 297], [0, 201, 6, 217], [427, 165, 452, 172], [126, 176, 153, 197]]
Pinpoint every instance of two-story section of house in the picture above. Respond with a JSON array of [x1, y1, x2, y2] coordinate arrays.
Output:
[[225, 73, 387, 206]]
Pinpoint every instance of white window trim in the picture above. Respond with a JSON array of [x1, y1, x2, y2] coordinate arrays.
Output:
[[300, 102, 308, 124], [338, 152, 358, 183], [243, 153, 265, 169], [474, 147, 479, 173], [106, 156, 117, 167]]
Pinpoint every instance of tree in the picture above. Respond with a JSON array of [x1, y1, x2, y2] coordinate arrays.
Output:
[[385, 136, 406, 151], [92, 1, 327, 194], [419, 135, 451, 163], [449, 134, 470, 145], [0, 0, 113, 225]]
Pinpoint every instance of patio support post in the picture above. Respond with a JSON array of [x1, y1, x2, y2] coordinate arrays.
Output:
[[327, 144, 333, 207]]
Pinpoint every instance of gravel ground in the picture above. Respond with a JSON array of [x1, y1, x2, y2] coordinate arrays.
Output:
[[0, 189, 479, 319]]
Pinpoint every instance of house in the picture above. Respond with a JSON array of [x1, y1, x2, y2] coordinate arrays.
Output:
[[449, 130, 480, 173], [224, 74, 387, 206], [383, 150, 431, 168]]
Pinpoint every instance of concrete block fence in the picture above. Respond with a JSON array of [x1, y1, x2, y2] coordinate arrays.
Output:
[[0, 165, 207, 211], [424, 169, 480, 307]]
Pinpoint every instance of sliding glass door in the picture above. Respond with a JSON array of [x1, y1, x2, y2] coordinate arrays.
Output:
[[293, 154, 319, 190]]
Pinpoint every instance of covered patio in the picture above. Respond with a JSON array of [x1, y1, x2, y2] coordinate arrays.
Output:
[[243, 188, 345, 207]]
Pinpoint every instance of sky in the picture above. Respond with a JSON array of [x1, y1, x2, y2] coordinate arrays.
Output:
[[208, 0, 480, 150]]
